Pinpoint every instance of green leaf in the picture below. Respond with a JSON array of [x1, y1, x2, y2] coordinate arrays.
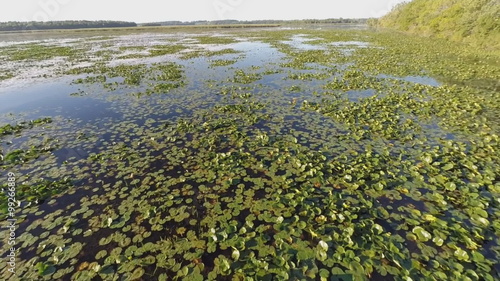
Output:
[[442, 163, 454, 171], [317, 240, 328, 252], [231, 248, 240, 260], [99, 265, 115, 275], [432, 237, 444, 247], [471, 251, 485, 262], [348, 261, 364, 273], [316, 250, 327, 261], [454, 248, 469, 261], [297, 221, 307, 229], [445, 182, 456, 191], [412, 226, 432, 242], [373, 224, 383, 234], [423, 155, 433, 164], [130, 267, 145, 279]]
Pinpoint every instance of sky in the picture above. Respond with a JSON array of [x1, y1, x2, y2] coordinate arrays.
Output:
[[0, 0, 409, 23]]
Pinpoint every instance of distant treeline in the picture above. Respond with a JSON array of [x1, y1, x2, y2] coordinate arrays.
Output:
[[0, 18, 368, 32], [140, 18, 368, 26], [0, 20, 137, 31]]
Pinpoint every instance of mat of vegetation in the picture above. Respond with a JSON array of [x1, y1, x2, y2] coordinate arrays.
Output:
[[0, 28, 499, 281]]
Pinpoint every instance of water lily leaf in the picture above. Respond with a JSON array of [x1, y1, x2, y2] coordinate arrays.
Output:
[[95, 250, 107, 260], [348, 261, 364, 273], [142, 256, 156, 265], [372, 224, 383, 234], [232, 248, 240, 260], [442, 163, 454, 171], [36, 262, 56, 276], [412, 226, 431, 242], [432, 237, 444, 247], [178, 266, 189, 277], [445, 182, 456, 191], [318, 240, 328, 252], [316, 250, 328, 261], [297, 221, 307, 229], [471, 214, 489, 226], [471, 251, 485, 262], [454, 248, 469, 261], [423, 214, 436, 222], [423, 155, 432, 164], [129, 267, 145, 279], [98, 265, 114, 277]]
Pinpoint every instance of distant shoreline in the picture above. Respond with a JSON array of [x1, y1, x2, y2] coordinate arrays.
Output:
[[0, 23, 371, 35], [0, 24, 282, 34]]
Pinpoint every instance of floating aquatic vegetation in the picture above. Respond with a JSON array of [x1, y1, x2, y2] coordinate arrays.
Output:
[[0, 118, 52, 137], [148, 44, 187, 56], [230, 70, 262, 84], [286, 71, 329, 81], [0, 72, 14, 81], [0, 178, 73, 219], [194, 36, 238, 45], [0, 27, 499, 281], [65, 61, 185, 95], [210, 59, 237, 67], [118, 46, 147, 52], [0, 44, 79, 61], [179, 48, 241, 60]]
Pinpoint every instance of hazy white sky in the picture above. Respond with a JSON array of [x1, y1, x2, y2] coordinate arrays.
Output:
[[0, 0, 408, 23]]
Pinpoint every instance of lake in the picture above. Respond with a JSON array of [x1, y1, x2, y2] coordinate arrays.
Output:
[[1, 26, 499, 280]]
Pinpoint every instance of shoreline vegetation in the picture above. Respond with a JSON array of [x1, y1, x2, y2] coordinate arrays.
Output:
[[0, 18, 368, 33], [0, 24, 284, 35], [373, 0, 500, 52], [0, 20, 137, 32]]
